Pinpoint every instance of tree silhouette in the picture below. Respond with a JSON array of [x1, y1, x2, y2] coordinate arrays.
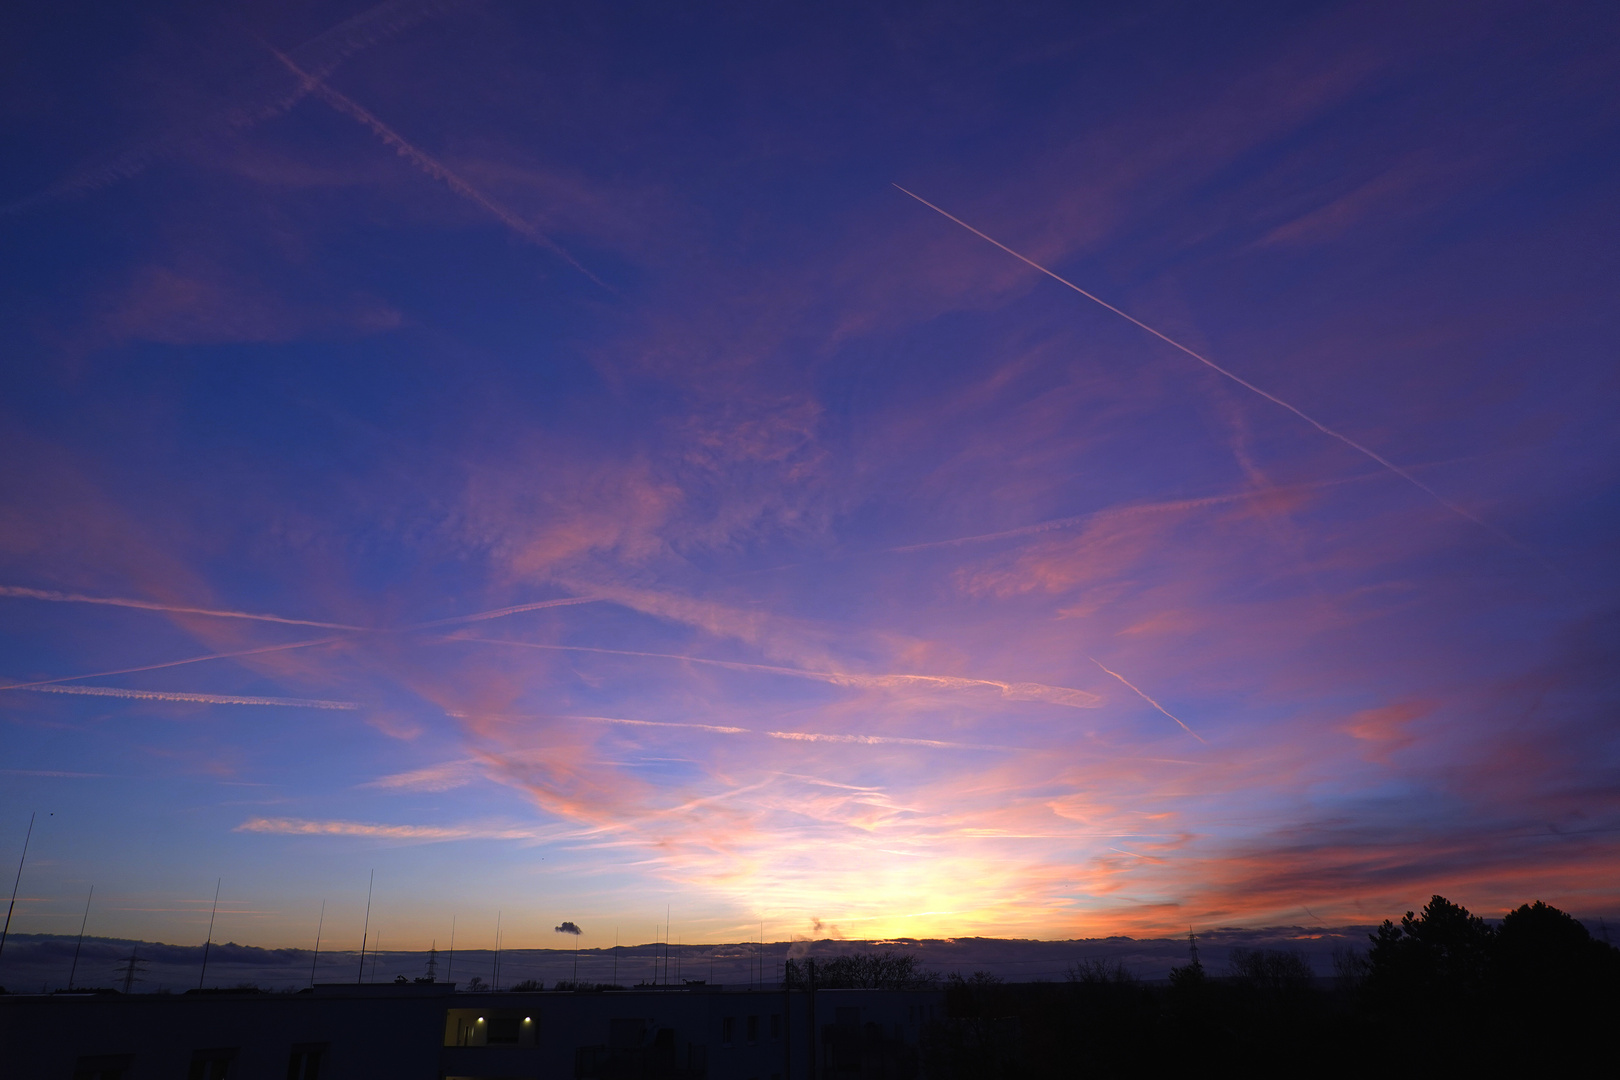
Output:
[[1368, 894, 1494, 1002]]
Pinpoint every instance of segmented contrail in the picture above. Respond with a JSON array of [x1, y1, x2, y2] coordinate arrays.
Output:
[[452, 635, 1102, 709], [0, 636, 347, 692], [0, 585, 365, 629], [1089, 657, 1204, 742], [23, 684, 358, 710], [269, 46, 609, 289], [893, 184, 1508, 540]]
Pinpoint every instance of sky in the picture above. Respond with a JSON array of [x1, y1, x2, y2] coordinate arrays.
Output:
[[1, 0, 1617, 957]]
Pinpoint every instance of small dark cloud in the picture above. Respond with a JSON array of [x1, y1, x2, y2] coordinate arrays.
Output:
[[554, 921, 582, 935]]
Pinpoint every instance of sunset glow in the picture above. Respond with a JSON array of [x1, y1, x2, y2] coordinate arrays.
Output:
[[1, 1, 1616, 953]]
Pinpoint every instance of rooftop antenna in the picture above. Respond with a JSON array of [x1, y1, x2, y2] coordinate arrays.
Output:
[[198, 878, 221, 990], [309, 901, 325, 988], [493, 911, 502, 991], [357, 870, 374, 984], [612, 927, 618, 986], [427, 939, 438, 981], [68, 884, 93, 990], [0, 811, 37, 963], [371, 933, 382, 982], [447, 915, 456, 984]]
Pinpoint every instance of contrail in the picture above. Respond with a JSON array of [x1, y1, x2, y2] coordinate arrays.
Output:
[[0, 636, 348, 692], [412, 595, 603, 628], [452, 635, 1102, 709], [765, 730, 1017, 751], [1089, 657, 1204, 742], [887, 472, 1385, 554], [456, 709, 1004, 751], [893, 184, 1509, 540], [446, 710, 750, 735], [22, 684, 359, 710], [269, 46, 609, 289], [0, 585, 365, 629], [2, 0, 468, 217]]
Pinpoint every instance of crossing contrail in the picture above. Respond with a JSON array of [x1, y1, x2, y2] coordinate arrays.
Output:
[[0, 636, 348, 692], [1089, 657, 1204, 742], [893, 184, 1511, 540], [270, 46, 609, 289]]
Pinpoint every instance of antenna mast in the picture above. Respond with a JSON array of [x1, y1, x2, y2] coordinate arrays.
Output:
[[357, 870, 374, 984], [493, 911, 502, 991], [0, 811, 37, 963], [197, 878, 222, 990], [68, 885, 93, 990], [310, 901, 325, 987]]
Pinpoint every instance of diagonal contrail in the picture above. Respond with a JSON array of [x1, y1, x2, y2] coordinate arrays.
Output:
[[886, 472, 1386, 554], [2, 0, 468, 218], [270, 46, 610, 290], [0, 585, 365, 629], [22, 684, 359, 709], [1089, 657, 1204, 742], [894, 184, 1514, 541], [0, 636, 348, 692], [411, 595, 603, 628], [453, 635, 1101, 709]]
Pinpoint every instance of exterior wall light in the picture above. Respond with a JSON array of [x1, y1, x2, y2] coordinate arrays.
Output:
[[524, 1017, 532, 1023]]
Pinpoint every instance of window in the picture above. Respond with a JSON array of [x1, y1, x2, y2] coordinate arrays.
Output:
[[747, 1015, 759, 1044], [286, 1045, 324, 1080], [188, 1049, 234, 1080], [722, 1016, 735, 1045], [770, 1013, 781, 1039], [487, 1017, 521, 1044]]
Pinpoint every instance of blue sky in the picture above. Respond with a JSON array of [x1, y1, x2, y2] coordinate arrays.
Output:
[[1, 0, 1617, 952]]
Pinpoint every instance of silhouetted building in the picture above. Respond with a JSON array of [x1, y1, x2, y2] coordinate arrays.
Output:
[[0, 980, 942, 1079]]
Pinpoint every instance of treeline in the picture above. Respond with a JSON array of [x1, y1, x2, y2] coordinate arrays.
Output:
[[784, 950, 935, 990], [921, 896, 1619, 1077]]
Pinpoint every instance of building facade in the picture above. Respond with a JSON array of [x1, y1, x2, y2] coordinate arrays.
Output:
[[0, 981, 944, 1079]]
